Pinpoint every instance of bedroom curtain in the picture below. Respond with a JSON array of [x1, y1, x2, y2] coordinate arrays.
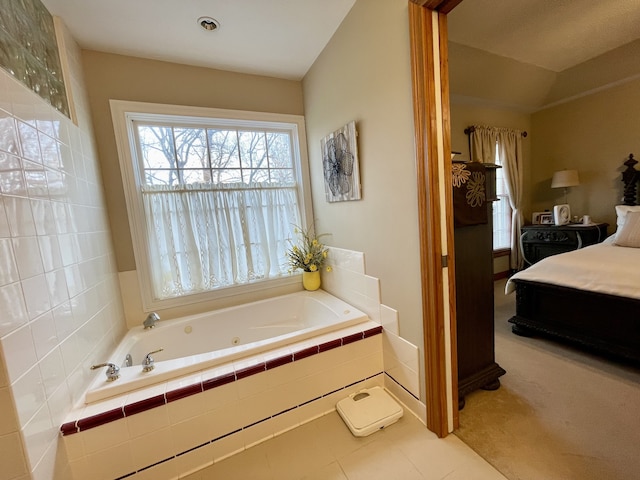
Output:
[[470, 125, 525, 270]]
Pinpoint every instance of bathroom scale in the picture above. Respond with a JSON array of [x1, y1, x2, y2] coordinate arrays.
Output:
[[336, 386, 403, 437]]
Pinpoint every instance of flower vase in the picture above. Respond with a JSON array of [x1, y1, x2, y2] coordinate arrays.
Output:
[[302, 270, 321, 291]]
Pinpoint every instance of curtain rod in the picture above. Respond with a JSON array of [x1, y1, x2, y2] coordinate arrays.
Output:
[[464, 126, 528, 137]]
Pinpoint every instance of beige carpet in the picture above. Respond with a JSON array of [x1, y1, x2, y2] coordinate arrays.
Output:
[[455, 279, 640, 480]]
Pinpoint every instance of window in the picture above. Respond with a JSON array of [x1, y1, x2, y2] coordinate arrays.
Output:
[[493, 148, 512, 250], [111, 101, 312, 310]]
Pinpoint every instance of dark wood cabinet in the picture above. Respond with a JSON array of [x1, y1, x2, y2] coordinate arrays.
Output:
[[453, 163, 505, 409], [520, 223, 609, 266]]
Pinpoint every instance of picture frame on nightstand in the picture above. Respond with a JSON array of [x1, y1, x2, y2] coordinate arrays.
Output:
[[539, 213, 554, 225], [532, 211, 546, 224]]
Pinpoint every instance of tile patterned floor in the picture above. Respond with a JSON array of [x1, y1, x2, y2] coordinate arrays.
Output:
[[183, 409, 507, 480]]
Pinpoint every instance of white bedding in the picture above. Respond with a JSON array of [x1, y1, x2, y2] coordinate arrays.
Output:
[[505, 237, 640, 300]]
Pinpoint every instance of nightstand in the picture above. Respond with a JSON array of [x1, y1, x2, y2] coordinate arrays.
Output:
[[520, 223, 609, 266]]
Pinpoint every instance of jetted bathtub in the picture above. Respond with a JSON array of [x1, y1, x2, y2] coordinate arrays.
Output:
[[85, 289, 369, 403]]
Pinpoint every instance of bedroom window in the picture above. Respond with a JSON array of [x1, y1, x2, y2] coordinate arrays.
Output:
[[493, 150, 512, 250], [111, 101, 313, 310]]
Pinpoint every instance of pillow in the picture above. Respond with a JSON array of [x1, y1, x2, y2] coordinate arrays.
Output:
[[614, 205, 640, 231], [614, 211, 640, 247]]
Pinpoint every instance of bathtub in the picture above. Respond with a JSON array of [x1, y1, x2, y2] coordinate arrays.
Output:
[[85, 289, 369, 404]]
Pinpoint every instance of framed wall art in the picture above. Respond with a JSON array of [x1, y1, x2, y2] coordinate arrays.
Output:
[[321, 121, 361, 202]]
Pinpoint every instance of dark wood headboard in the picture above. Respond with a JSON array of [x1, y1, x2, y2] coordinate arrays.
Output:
[[622, 154, 639, 206]]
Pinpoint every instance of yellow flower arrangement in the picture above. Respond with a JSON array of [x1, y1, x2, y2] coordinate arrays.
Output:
[[286, 225, 332, 273]]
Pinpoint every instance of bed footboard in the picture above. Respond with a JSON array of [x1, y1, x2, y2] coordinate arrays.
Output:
[[509, 280, 640, 364]]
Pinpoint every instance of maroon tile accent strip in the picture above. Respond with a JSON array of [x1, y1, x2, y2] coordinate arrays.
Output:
[[60, 421, 78, 435], [124, 395, 166, 416], [202, 371, 236, 391], [166, 383, 203, 403], [364, 325, 383, 338], [235, 362, 266, 379], [293, 345, 318, 361], [60, 324, 385, 436], [342, 332, 364, 345], [76, 408, 125, 431], [266, 354, 293, 370], [385, 372, 420, 401], [318, 338, 342, 352]]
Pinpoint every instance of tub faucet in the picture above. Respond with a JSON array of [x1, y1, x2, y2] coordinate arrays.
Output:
[[90, 362, 120, 382], [144, 312, 160, 329], [142, 348, 164, 372]]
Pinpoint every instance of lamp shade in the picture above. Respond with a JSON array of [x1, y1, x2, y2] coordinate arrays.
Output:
[[551, 169, 579, 188]]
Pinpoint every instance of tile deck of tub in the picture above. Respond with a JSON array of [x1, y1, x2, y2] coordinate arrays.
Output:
[[61, 321, 385, 436]]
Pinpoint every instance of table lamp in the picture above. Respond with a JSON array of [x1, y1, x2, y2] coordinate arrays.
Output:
[[551, 169, 579, 204]]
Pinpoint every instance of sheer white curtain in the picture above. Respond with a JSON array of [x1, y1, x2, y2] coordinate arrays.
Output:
[[471, 125, 524, 270], [142, 183, 300, 300]]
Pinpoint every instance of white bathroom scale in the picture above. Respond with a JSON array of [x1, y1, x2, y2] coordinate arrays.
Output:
[[336, 386, 403, 437]]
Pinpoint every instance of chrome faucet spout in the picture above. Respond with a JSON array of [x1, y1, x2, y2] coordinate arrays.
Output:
[[143, 312, 160, 329]]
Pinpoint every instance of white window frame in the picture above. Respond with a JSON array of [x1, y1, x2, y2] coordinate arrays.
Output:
[[110, 100, 313, 311]]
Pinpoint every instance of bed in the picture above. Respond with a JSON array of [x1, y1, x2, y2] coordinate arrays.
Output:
[[506, 155, 640, 364]]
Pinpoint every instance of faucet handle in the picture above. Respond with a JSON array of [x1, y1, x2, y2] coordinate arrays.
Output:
[[91, 362, 121, 382], [142, 348, 164, 372]]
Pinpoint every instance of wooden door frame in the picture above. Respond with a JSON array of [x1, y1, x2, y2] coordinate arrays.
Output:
[[408, 0, 463, 437]]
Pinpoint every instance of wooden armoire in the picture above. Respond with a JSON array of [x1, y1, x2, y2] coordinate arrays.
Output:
[[452, 161, 505, 409]]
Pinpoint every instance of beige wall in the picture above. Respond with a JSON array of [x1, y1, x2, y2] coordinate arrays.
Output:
[[81, 51, 305, 272], [531, 77, 640, 231], [302, 0, 425, 396]]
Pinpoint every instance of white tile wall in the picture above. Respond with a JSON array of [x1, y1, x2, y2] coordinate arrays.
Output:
[[324, 246, 421, 401], [380, 304, 399, 335], [383, 331, 420, 398], [0, 17, 126, 480], [322, 247, 382, 322]]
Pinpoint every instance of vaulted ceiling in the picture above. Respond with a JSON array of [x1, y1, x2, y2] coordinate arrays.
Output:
[[447, 0, 640, 111]]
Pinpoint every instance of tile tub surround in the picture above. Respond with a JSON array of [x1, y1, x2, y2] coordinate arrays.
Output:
[[61, 323, 383, 435], [323, 247, 421, 401], [60, 245, 425, 479], [61, 322, 384, 479], [383, 329, 420, 398], [116, 246, 421, 414]]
